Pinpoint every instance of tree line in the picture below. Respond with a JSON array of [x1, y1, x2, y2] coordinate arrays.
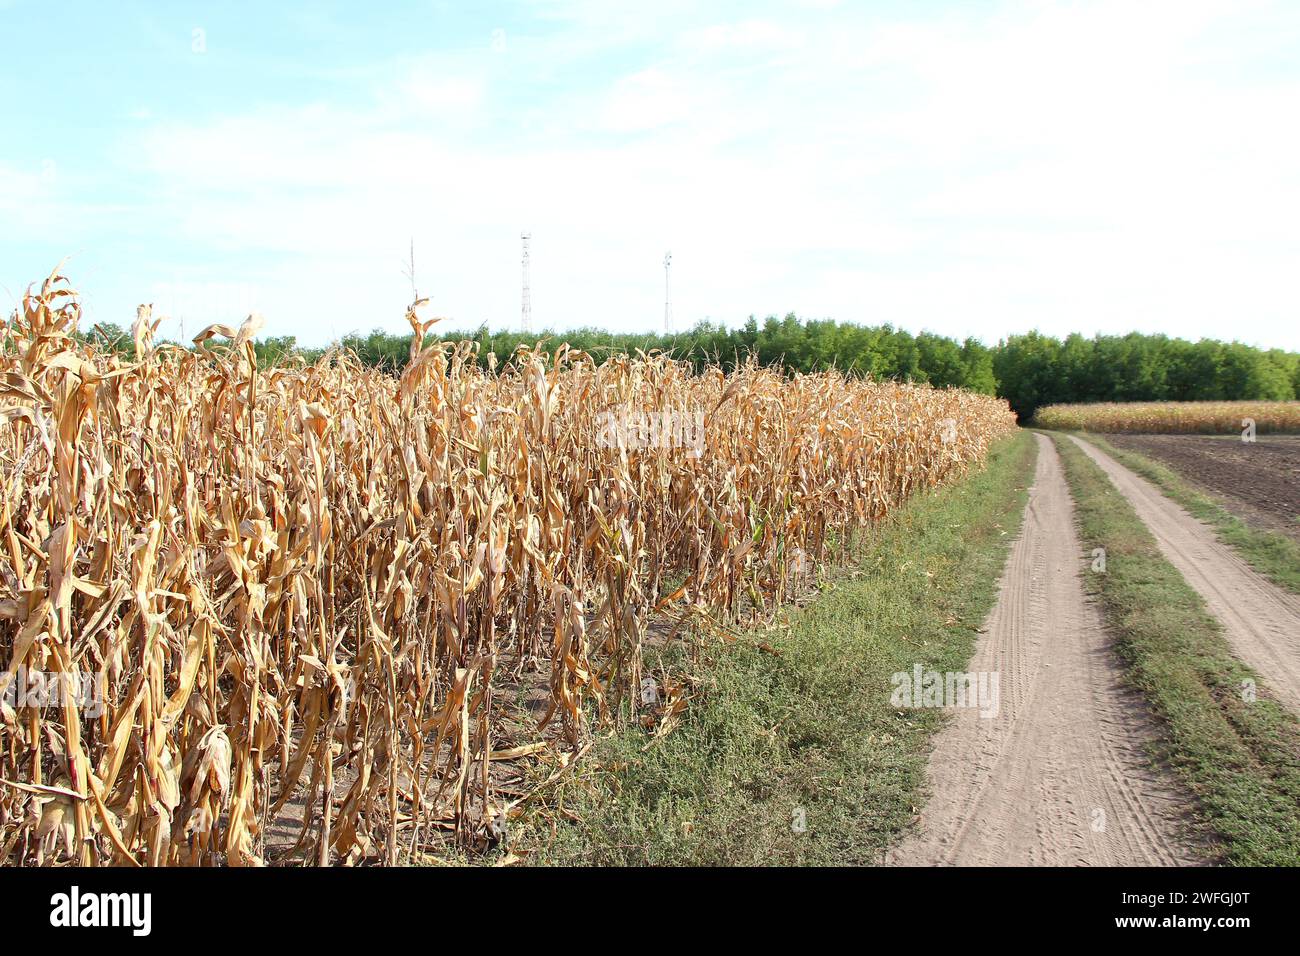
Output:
[[78, 314, 1300, 421]]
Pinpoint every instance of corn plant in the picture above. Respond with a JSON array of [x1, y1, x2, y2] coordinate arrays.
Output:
[[1034, 400, 1300, 434], [0, 268, 1016, 865]]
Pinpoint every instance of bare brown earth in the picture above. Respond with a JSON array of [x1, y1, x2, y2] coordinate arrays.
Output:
[[1071, 436, 1300, 716], [888, 434, 1201, 866], [1104, 434, 1300, 543]]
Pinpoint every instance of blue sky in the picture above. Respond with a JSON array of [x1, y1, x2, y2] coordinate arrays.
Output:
[[2, 0, 1299, 349]]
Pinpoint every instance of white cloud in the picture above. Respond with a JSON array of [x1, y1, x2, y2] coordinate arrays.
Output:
[[599, 68, 692, 131], [383, 61, 486, 118], [679, 20, 802, 53], [11, 0, 1300, 350]]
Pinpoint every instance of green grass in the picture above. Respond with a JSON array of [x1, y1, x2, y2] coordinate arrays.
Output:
[[519, 430, 1038, 865], [1051, 433, 1300, 866], [1075, 433, 1300, 594]]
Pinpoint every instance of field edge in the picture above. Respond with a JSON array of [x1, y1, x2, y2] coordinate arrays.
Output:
[[511, 429, 1039, 865]]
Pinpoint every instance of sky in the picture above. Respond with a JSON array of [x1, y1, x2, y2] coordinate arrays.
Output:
[[2, 0, 1299, 350]]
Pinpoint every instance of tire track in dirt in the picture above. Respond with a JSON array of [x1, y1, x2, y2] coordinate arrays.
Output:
[[888, 434, 1201, 866], [1070, 435, 1300, 715]]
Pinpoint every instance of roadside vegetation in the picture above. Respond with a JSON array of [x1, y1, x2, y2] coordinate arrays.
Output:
[[1052, 434, 1300, 865], [1072, 434, 1300, 594], [520, 432, 1037, 865]]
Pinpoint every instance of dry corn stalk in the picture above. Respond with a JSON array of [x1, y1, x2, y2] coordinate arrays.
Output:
[[0, 267, 1016, 865]]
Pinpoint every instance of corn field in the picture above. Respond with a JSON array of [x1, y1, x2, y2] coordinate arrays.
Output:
[[1034, 400, 1300, 434], [0, 269, 1015, 866]]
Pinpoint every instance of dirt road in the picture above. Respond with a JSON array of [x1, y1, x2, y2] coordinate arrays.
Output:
[[889, 434, 1199, 866], [1070, 436, 1300, 715]]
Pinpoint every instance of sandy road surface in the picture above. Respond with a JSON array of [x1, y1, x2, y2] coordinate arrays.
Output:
[[889, 434, 1200, 866], [1071, 435, 1300, 715]]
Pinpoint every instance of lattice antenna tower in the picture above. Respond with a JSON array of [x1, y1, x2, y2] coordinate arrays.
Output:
[[521, 232, 532, 334], [663, 251, 672, 334]]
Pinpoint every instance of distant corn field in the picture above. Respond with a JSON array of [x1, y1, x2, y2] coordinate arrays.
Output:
[[0, 269, 1015, 866], [1034, 400, 1300, 434]]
